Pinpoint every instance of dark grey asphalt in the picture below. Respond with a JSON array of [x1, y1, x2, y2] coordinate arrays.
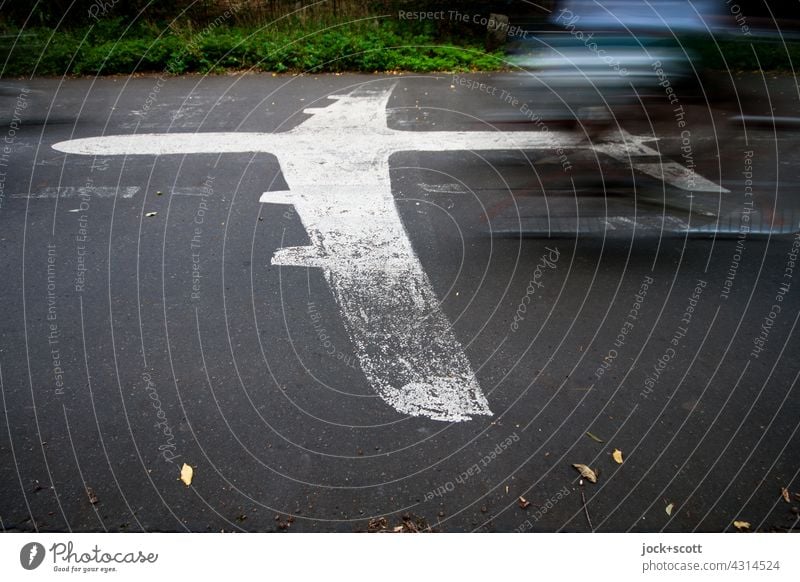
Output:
[[0, 72, 798, 532]]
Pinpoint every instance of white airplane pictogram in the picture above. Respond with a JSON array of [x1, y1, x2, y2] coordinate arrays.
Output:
[[53, 81, 726, 421]]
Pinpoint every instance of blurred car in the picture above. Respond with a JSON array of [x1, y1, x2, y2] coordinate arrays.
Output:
[[501, 0, 729, 129]]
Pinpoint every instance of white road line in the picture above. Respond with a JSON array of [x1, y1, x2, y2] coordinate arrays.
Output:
[[417, 183, 467, 194], [12, 186, 140, 199], [51, 82, 730, 422], [593, 141, 730, 193], [169, 188, 216, 197], [634, 162, 726, 193]]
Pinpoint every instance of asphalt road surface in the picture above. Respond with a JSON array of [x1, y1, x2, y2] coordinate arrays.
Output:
[[0, 72, 798, 532]]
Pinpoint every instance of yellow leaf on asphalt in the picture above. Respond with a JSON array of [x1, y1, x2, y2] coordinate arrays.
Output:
[[586, 432, 605, 443], [612, 449, 623, 464], [180, 463, 193, 486], [665, 503, 674, 516], [781, 487, 790, 503], [733, 520, 750, 531], [572, 463, 597, 483]]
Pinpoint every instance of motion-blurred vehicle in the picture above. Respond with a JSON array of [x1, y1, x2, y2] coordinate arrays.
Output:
[[480, 1, 800, 238], [502, 0, 729, 129]]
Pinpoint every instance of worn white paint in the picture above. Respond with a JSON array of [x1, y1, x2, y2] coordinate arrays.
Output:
[[592, 141, 730, 193], [263, 88, 493, 422], [13, 186, 140, 199], [417, 183, 467, 194], [633, 162, 726, 193], [169, 187, 218, 197], [52, 82, 729, 422]]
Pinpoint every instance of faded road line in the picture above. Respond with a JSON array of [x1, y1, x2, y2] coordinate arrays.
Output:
[[12, 186, 140, 199]]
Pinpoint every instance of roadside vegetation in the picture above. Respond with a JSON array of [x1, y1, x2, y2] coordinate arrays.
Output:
[[0, 1, 512, 77], [0, 17, 506, 77], [1, 1, 798, 77]]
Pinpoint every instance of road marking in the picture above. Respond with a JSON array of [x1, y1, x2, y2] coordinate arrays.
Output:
[[12, 186, 140, 199], [52, 82, 729, 421], [169, 187, 218, 197], [417, 183, 467, 194]]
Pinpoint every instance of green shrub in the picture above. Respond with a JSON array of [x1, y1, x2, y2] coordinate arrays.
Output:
[[28, 21, 800, 77], [0, 17, 509, 77]]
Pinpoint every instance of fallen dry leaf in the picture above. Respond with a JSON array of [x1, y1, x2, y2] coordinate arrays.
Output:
[[518, 496, 531, 509], [612, 449, 624, 464], [180, 463, 193, 486], [665, 503, 674, 516], [368, 517, 388, 532], [586, 431, 605, 443], [733, 520, 751, 531], [572, 463, 597, 483], [86, 487, 98, 505], [781, 487, 790, 503]]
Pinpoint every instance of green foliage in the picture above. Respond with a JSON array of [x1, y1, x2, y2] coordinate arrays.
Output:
[[0, 1, 788, 78], [3, 17, 793, 79], [0, 19, 507, 77]]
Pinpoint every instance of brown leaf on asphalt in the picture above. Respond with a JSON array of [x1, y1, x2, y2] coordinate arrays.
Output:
[[612, 449, 624, 464], [665, 503, 674, 516], [586, 431, 605, 443], [572, 463, 597, 483], [518, 496, 531, 509], [781, 487, 790, 503], [180, 463, 193, 486], [733, 520, 751, 531], [368, 517, 388, 532], [86, 487, 98, 505], [376, 513, 434, 533]]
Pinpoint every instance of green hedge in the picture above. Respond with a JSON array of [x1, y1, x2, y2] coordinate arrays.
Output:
[[2, 16, 795, 78], [0, 19, 506, 77]]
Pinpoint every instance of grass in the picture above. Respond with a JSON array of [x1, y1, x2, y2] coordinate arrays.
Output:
[[0, 17, 506, 78]]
